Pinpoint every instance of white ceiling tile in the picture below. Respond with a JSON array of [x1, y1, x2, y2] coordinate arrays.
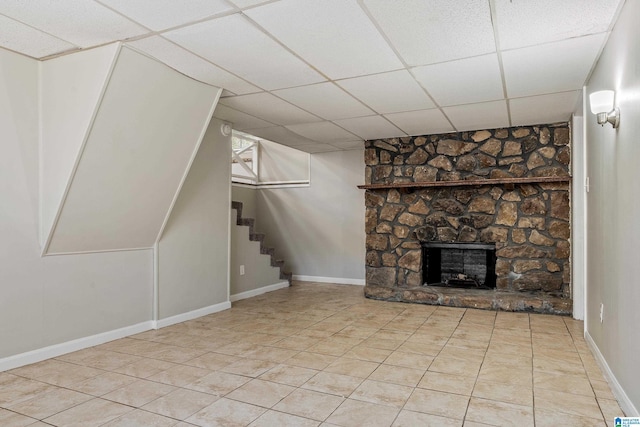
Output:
[[0, 15, 77, 58], [336, 70, 435, 114], [0, 0, 148, 47], [165, 14, 325, 90], [384, 109, 454, 136], [329, 140, 365, 151], [245, 0, 403, 79], [220, 92, 321, 126], [333, 116, 405, 140], [98, 0, 234, 31], [412, 54, 504, 107], [363, 0, 495, 66], [248, 126, 320, 147], [502, 34, 607, 98], [273, 82, 374, 120], [443, 100, 510, 132], [509, 91, 581, 126], [294, 143, 340, 154], [286, 122, 360, 142], [495, 0, 622, 50], [213, 104, 274, 130], [127, 36, 259, 94], [226, 0, 270, 9]]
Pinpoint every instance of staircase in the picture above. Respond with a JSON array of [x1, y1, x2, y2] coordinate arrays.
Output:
[[232, 201, 292, 284]]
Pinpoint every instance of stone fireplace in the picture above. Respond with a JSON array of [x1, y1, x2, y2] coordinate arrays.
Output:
[[360, 124, 572, 314]]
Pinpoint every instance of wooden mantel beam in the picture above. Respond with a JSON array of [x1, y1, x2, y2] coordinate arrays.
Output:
[[357, 176, 571, 190]]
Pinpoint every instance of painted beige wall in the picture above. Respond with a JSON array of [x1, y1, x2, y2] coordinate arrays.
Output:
[[256, 149, 366, 282], [230, 213, 283, 296], [157, 118, 231, 319], [232, 185, 258, 220], [584, 0, 640, 414], [0, 48, 153, 359]]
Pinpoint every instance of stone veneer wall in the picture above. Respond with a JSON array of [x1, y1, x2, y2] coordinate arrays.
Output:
[[364, 123, 571, 302]]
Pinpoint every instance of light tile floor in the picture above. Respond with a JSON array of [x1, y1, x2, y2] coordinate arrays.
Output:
[[0, 282, 625, 426]]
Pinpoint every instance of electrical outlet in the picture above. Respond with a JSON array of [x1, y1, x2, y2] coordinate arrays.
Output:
[[240, 265, 245, 276], [600, 303, 604, 323]]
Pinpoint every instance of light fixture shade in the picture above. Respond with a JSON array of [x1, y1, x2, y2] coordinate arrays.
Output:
[[590, 90, 615, 114]]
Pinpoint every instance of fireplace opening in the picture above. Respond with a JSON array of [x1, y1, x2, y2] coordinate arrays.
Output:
[[422, 242, 497, 289]]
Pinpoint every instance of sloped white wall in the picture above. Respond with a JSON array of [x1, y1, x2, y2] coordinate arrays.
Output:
[[157, 118, 231, 320], [0, 47, 153, 361], [40, 44, 119, 246], [584, 0, 640, 414], [45, 46, 220, 254]]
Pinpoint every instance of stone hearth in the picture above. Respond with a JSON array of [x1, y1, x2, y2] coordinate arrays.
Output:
[[361, 124, 572, 315]]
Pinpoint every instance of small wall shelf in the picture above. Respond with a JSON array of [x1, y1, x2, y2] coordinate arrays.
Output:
[[357, 176, 571, 190]]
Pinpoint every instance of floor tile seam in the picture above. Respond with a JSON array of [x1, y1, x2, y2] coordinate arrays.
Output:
[[462, 322, 497, 426], [365, 366, 425, 390], [113, 403, 190, 425], [12, 368, 124, 391], [466, 396, 534, 426], [0, 407, 41, 425], [222, 384, 298, 412], [400, 385, 470, 423], [38, 396, 135, 424], [298, 379, 363, 400], [23, 359, 116, 378], [469, 383, 535, 410], [532, 382, 598, 399], [5, 376, 115, 404], [255, 407, 319, 425], [530, 326, 540, 427], [533, 393, 606, 421], [4, 388, 96, 421], [532, 367, 596, 380]]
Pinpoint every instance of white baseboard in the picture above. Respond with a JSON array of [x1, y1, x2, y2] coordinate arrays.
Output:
[[292, 275, 365, 286], [154, 301, 232, 329], [230, 281, 289, 302], [585, 331, 638, 416], [0, 321, 154, 372]]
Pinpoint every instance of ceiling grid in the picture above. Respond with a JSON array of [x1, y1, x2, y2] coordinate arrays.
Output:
[[0, 0, 624, 151]]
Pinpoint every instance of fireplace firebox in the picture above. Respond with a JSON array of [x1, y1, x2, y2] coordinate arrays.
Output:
[[422, 242, 496, 289]]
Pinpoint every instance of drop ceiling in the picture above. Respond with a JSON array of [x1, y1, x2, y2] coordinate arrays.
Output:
[[0, 0, 624, 152]]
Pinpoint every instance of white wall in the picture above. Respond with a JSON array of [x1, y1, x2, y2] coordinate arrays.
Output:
[[0, 48, 153, 361], [40, 44, 119, 246], [584, 0, 640, 414], [232, 185, 258, 220], [45, 46, 220, 254], [230, 213, 284, 297], [259, 139, 310, 183], [571, 113, 585, 320], [256, 149, 365, 283], [230, 185, 287, 297], [157, 118, 231, 320]]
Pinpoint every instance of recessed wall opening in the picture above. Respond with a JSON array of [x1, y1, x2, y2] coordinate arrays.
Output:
[[423, 242, 497, 289]]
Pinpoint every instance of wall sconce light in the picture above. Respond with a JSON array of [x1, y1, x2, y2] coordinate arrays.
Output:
[[589, 90, 620, 128]]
